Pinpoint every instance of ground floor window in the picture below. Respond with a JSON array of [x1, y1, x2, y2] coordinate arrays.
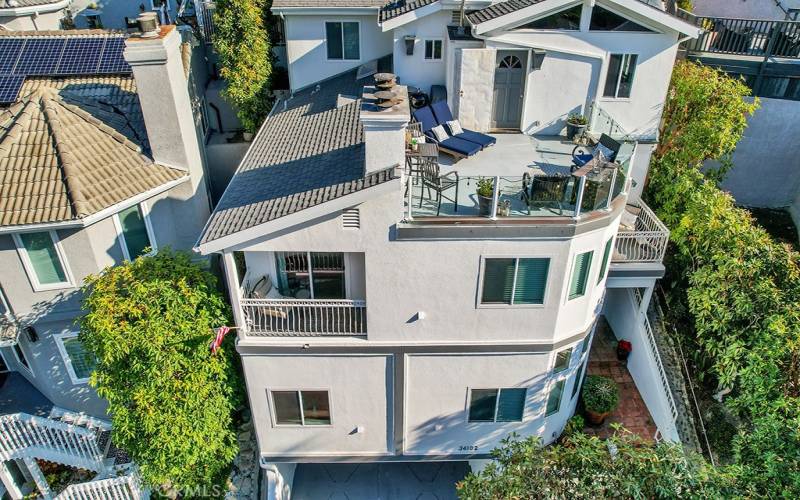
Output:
[[271, 390, 331, 426], [468, 388, 527, 422], [55, 333, 96, 384], [545, 379, 566, 416]]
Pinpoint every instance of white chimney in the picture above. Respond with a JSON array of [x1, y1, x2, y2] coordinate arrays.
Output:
[[123, 25, 205, 193], [360, 84, 410, 176]]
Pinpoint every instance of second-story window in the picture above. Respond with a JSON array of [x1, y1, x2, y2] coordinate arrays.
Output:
[[277, 252, 346, 299], [13, 231, 72, 291], [424, 40, 443, 60], [568, 251, 594, 300], [468, 388, 527, 422], [480, 257, 550, 306], [597, 238, 614, 284], [603, 54, 637, 99], [114, 203, 156, 261], [55, 332, 97, 384], [553, 347, 573, 373], [325, 21, 360, 61]]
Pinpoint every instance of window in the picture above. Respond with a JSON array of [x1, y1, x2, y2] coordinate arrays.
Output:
[[545, 379, 566, 416], [424, 39, 443, 60], [480, 257, 550, 305], [14, 231, 72, 291], [13, 343, 31, 374], [553, 348, 573, 373], [468, 388, 527, 422], [114, 204, 155, 261], [276, 252, 346, 299], [55, 333, 96, 384], [568, 251, 593, 300], [598, 238, 613, 284], [603, 54, 637, 99], [590, 6, 652, 32], [271, 390, 331, 426], [325, 21, 359, 60], [571, 361, 585, 398], [517, 4, 582, 30]]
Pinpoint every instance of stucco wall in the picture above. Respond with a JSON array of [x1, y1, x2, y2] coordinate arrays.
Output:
[[284, 14, 392, 91], [717, 97, 800, 208], [0, 10, 65, 30], [392, 10, 450, 92]]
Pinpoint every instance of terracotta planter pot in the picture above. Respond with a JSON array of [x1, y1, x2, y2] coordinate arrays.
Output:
[[585, 409, 611, 425]]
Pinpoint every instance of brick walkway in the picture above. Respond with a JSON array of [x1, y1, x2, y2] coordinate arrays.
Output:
[[583, 318, 658, 441]]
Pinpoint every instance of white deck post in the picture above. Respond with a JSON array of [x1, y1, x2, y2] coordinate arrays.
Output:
[[0, 460, 24, 500], [22, 457, 51, 499], [637, 285, 654, 318], [222, 251, 246, 331]]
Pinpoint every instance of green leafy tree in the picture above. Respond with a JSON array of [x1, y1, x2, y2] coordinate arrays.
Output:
[[457, 430, 743, 499], [647, 61, 800, 495], [214, 0, 273, 132], [80, 250, 240, 491]]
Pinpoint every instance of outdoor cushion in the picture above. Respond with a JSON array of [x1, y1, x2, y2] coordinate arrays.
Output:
[[437, 136, 481, 157], [447, 119, 464, 135], [431, 124, 449, 142], [573, 153, 594, 167], [412, 106, 438, 133], [430, 100, 496, 149]]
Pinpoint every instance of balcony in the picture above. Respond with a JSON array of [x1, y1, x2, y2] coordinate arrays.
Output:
[[679, 11, 800, 59], [612, 201, 669, 264], [241, 299, 367, 337]]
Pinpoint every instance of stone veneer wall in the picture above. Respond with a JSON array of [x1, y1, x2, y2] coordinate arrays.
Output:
[[455, 48, 496, 132]]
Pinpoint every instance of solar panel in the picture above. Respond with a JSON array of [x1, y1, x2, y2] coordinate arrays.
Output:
[[14, 38, 66, 75], [97, 37, 131, 74], [0, 74, 26, 104], [0, 39, 25, 74], [55, 38, 104, 75]]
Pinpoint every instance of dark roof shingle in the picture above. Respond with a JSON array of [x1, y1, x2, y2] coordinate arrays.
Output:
[[380, 0, 438, 23], [197, 59, 398, 247], [468, 0, 669, 25], [272, 0, 385, 8]]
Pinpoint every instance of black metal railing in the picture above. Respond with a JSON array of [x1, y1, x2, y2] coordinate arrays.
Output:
[[683, 15, 800, 59]]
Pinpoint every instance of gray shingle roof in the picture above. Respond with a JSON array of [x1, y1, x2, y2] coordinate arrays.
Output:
[[380, 0, 438, 22], [197, 59, 398, 247], [468, 0, 668, 25], [272, 0, 385, 8], [0, 0, 63, 9]]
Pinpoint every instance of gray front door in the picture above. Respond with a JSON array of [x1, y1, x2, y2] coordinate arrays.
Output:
[[492, 50, 527, 129]]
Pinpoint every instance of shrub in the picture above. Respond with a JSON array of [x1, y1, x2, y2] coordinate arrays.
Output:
[[581, 375, 619, 413], [476, 177, 494, 197]]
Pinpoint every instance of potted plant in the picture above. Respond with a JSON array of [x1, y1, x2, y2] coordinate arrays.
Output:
[[617, 339, 632, 362], [582, 375, 619, 425], [476, 177, 494, 216], [565, 113, 588, 141]]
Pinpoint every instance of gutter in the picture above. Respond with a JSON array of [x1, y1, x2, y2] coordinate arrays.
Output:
[[0, 0, 70, 16]]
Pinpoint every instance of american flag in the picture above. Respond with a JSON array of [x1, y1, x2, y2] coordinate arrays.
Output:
[[210, 326, 231, 355]]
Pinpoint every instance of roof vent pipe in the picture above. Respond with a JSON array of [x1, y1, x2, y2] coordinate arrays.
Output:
[[137, 12, 160, 38]]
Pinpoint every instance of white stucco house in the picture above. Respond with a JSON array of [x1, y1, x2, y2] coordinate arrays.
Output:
[[196, 0, 698, 497]]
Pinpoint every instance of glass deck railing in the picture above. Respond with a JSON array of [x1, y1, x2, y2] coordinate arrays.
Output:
[[405, 163, 627, 221]]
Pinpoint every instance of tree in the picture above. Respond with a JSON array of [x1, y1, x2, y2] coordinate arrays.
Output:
[[457, 430, 742, 499], [213, 0, 273, 132], [646, 61, 800, 495], [80, 250, 240, 491]]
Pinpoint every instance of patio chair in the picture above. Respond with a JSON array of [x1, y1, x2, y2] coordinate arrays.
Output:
[[430, 100, 497, 150], [572, 133, 621, 170], [521, 172, 570, 215], [419, 157, 459, 216], [412, 106, 481, 159]]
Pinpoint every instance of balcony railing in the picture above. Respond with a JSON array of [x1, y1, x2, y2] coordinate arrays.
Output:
[[681, 13, 800, 59], [613, 201, 669, 264], [241, 298, 367, 337], [406, 163, 627, 221]]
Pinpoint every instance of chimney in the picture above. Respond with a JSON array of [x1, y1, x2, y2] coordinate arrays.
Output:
[[360, 74, 409, 176], [123, 23, 205, 192]]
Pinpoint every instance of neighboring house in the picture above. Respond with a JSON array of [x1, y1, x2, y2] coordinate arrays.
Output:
[[196, 0, 696, 496], [678, 2, 800, 226], [0, 26, 210, 421], [0, 0, 71, 31]]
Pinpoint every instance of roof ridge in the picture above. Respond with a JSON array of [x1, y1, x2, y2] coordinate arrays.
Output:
[[40, 90, 89, 218]]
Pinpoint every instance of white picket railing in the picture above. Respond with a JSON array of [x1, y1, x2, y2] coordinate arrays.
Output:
[[614, 201, 670, 263], [242, 298, 367, 336], [0, 413, 105, 472], [55, 474, 145, 500]]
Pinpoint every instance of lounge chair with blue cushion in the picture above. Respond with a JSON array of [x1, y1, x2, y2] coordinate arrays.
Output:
[[572, 134, 621, 169], [430, 100, 497, 150], [412, 106, 481, 158]]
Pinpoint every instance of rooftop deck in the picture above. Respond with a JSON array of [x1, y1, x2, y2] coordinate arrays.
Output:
[[406, 134, 629, 220]]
